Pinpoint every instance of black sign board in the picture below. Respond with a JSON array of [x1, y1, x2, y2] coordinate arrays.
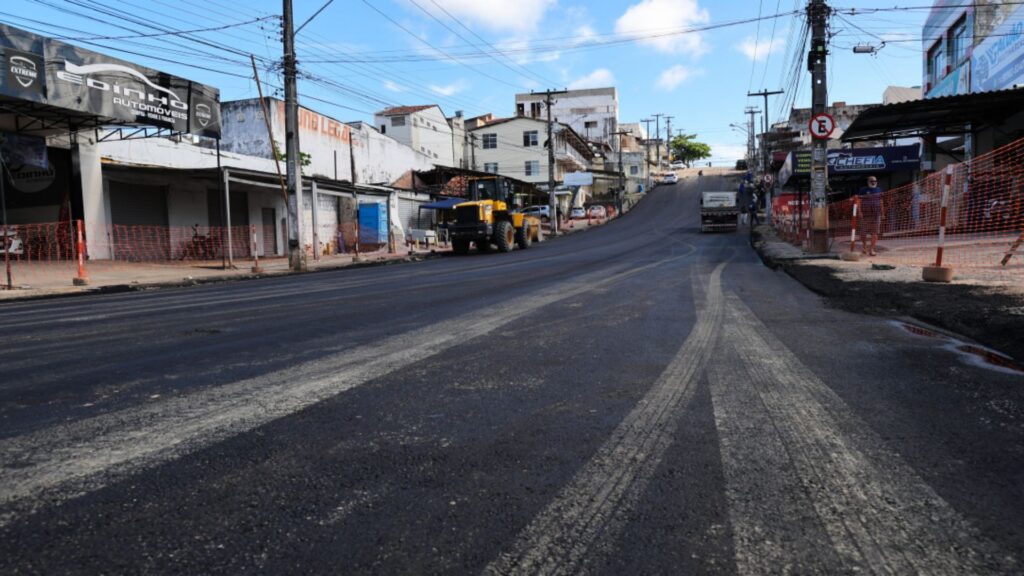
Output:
[[0, 23, 221, 138]]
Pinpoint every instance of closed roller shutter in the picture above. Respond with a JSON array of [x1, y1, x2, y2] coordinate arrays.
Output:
[[109, 181, 169, 261]]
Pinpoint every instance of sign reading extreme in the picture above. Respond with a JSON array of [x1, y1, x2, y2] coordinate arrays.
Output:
[[0, 23, 221, 138]]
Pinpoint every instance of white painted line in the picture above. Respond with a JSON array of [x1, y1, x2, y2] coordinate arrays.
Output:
[[709, 293, 1014, 574], [484, 261, 727, 575], [0, 250, 696, 527]]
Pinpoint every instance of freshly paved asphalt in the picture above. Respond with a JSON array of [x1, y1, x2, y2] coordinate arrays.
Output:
[[2, 174, 1023, 574]]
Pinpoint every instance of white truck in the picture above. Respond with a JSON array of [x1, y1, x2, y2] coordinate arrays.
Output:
[[700, 191, 739, 232]]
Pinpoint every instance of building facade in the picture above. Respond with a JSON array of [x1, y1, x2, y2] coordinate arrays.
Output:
[[515, 87, 619, 151], [373, 105, 461, 167], [468, 116, 593, 186], [923, 1, 1024, 98]]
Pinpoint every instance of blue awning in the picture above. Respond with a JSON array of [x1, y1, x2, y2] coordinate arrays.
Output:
[[419, 197, 463, 210]]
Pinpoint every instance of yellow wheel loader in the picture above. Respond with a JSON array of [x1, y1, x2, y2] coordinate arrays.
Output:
[[449, 176, 543, 254]]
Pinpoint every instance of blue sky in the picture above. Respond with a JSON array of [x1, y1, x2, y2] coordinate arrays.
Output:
[[4, 0, 934, 163]]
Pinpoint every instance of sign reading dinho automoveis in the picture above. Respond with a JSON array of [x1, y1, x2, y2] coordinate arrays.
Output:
[[0, 23, 220, 138]]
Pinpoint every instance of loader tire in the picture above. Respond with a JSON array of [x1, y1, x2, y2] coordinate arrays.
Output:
[[515, 223, 532, 249], [494, 221, 514, 252]]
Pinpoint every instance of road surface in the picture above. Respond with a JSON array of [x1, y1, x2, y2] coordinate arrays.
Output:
[[2, 174, 1022, 574]]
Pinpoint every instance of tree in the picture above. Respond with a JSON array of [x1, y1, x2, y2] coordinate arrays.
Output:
[[669, 134, 712, 167], [273, 140, 312, 175]]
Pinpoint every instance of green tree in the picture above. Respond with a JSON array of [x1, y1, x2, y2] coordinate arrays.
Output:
[[273, 140, 312, 175], [669, 134, 712, 167]]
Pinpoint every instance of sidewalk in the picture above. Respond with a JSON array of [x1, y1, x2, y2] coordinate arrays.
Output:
[[0, 246, 440, 301], [751, 224, 1024, 362], [0, 213, 623, 301]]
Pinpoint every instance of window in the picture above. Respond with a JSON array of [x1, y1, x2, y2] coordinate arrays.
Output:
[[391, 115, 406, 127], [380, 124, 386, 135], [584, 121, 598, 129], [516, 103, 525, 116], [630, 165, 639, 175], [523, 130, 538, 146], [524, 160, 539, 176], [482, 133, 497, 149], [950, 17, 968, 64], [530, 102, 542, 118], [484, 162, 498, 173], [928, 40, 946, 85]]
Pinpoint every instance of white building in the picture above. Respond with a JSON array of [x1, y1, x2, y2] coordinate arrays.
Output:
[[373, 105, 463, 167], [468, 116, 593, 200], [515, 87, 619, 151], [220, 98, 434, 185]]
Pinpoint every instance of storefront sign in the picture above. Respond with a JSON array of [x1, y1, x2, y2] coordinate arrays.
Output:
[[783, 145, 920, 180], [972, 6, 1024, 92], [0, 23, 221, 138]]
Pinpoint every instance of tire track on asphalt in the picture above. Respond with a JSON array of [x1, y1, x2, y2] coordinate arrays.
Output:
[[483, 258, 728, 576], [0, 246, 696, 528], [709, 293, 1016, 575]]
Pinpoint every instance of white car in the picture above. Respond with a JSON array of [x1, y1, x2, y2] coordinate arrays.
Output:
[[670, 161, 685, 169], [587, 205, 607, 218], [570, 207, 586, 219], [522, 205, 551, 220], [663, 172, 679, 185]]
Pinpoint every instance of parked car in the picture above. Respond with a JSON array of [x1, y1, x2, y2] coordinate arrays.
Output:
[[587, 205, 607, 218], [735, 159, 748, 171], [670, 161, 685, 169], [521, 205, 551, 220], [663, 172, 679, 185], [570, 206, 586, 219]]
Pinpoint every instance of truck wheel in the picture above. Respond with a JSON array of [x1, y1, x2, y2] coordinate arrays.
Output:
[[494, 221, 514, 252], [452, 239, 470, 254], [515, 223, 532, 249]]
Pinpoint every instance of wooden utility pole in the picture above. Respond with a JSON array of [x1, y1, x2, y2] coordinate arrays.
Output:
[[652, 114, 664, 172], [641, 118, 653, 187], [611, 130, 632, 213], [283, 0, 305, 270], [808, 0, 831, 253]]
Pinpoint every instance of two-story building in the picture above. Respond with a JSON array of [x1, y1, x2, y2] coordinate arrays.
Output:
[[468, 116, 594, 204], [374, 105, 463, 167]]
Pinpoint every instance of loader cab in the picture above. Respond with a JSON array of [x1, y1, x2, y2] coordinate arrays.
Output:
[[468, 177, 512, 204]]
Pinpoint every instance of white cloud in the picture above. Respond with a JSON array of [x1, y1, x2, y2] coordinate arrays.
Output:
[[656, 64, 699, 90], [383, 80, 407, 92], [568, 68, 615, 90], [614, 0, 710, 55], [574, 25, 597, 45], [428, 79, 469, 96], [426, 0, 556, 32], [709, 143, 748, 162], [737, 35, 787, 61]]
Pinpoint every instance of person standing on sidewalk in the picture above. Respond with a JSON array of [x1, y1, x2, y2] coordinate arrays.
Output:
[[856, 175, 883, 256]]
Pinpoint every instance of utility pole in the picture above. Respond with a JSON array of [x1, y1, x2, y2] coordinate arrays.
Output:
[[611, 130, 632, 209], [744, 107, 760, 170], [664, 116, 674, 164], [539, 89, 568, 236], [808, 0, 830, 253], [747, 89, 783, 175], [652, 113, 664, 172], [283, 0, 305, 270], [641, 118, 653, 187], [469, 133, 478, 171]]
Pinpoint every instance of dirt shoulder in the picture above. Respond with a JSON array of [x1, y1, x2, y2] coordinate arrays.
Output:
[[752, 227, 1024, 362]]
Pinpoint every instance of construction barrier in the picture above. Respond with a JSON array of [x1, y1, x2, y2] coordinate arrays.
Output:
[[774, 137, 1024, 281]]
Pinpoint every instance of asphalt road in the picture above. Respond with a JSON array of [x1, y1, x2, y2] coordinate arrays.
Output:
[[2, 174, 1023, 574]]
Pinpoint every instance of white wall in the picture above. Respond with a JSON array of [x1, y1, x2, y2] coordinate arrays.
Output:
[[516, 88, 619, 150]]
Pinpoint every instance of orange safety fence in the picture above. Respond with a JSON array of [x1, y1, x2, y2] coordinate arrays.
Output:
[[774, 136, 1024, 281]]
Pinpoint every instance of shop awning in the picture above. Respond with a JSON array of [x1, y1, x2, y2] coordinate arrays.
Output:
[[841, 87, 1024, 142]]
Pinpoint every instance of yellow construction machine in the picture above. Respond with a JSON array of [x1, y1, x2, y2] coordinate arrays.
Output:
[[448, 176, 543, 254]]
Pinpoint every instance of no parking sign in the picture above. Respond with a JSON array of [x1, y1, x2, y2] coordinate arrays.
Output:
[[809, 113, 836, 140]]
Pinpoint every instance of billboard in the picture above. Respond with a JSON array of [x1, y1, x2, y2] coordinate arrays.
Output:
[[0, 23, 221, 138], [972, 6, 1024, 92]]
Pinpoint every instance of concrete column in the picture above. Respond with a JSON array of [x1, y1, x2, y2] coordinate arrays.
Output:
[[77, 136, 111, 259]]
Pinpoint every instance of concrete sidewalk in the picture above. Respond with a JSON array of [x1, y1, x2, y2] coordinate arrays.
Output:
[[0, 215, 621, 301]]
